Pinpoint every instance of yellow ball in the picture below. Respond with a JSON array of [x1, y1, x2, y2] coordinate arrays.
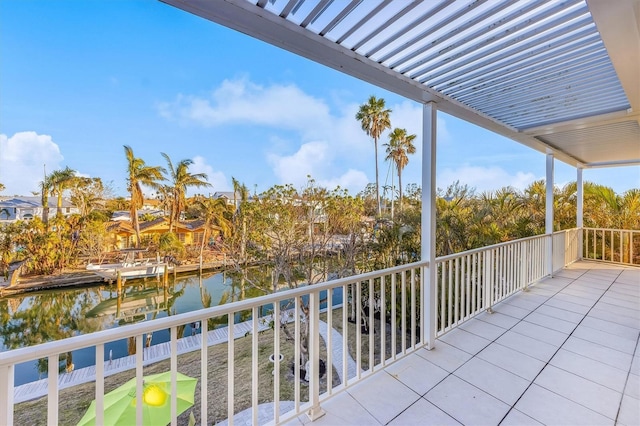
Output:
[[143, 384, 167, 407]]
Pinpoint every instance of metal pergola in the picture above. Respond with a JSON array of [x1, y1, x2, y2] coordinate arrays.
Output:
[[161, 0, 640, 169]]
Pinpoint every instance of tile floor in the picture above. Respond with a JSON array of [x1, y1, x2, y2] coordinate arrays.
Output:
[[287, 261, 640, 425]]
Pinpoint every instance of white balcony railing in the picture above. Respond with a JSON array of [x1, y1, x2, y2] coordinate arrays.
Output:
[[0, 228, 614, 425], [583, 227, 639, 266]]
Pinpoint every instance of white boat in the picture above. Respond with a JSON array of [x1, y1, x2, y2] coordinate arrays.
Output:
[[86, 249, 171, 281]]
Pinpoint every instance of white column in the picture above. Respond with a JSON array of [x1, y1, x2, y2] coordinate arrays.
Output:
[[546, 153, 554, 276], [422, 102, 437, 349], [577, 167, 584, 260]]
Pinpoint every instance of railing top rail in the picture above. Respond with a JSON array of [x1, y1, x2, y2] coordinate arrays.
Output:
[[435, 233, 549, 263], [0, 260, 427, 366], [583, 227, 639, 232], [552, 227, 580, 235]]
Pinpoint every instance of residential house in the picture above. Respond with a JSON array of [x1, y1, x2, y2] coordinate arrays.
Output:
[[105, 216, 215, 250], [0, 196, 79, 223]]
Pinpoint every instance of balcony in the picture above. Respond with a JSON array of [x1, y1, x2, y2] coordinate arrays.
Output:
[[1, 229, 638, 425]]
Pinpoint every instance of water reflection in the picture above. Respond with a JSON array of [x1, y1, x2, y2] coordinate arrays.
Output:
[[0, 268, 265, 385]]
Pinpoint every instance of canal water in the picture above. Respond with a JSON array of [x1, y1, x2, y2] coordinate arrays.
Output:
[[0, 267, 343, 386]]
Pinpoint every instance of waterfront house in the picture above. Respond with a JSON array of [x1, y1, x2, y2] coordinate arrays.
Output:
[[0, 196, 78, 223], [105, 216, 214, 250], [1, 1, 639, 425]]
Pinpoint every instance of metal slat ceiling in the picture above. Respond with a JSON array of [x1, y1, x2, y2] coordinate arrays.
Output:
[[160, 0, 640, 168]]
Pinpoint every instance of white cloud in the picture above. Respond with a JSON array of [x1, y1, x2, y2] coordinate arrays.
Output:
[[318, 169, 369, 192], [438, 165, 538, 193], [0, 132, 64, 195], [157, 78, 332, 140], [189, 155, 230, 194]]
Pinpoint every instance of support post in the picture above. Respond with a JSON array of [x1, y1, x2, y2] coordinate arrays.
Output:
[[577, 167, 584, 260], [116, 270, 122, 294], [546, 152, 554, 276], [421, 101, 437, 350]]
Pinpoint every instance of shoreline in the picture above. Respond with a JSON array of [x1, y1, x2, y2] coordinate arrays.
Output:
[[0, 260, 229, 298]]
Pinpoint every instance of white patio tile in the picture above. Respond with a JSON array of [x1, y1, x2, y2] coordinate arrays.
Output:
[[439, 328, 491, 355], [549, 349, 629, 392], [495, 331, 558, 362], [553, 293, 595, 307], [346, 369, 419, 425], [534, 365, 621, 419], [631, 355, 640, 376], [515, 384, 613, 426], [600, 294, 640, 310], [534, 304, 584, 323], [425, 374, 510, 426], [624, 373, 639, 400], [502, 296, 542, 311], [297, 392, 382, 426], [500, 409, 543, 426], [475, 311, 520, 329], [454, 357, 530, 405], [510, 320, 568, 346], [459, 318, 506, 340], [543, 298, 591, 315], [387, 398, 461, 426], [476, 343, 545, 381], [491, 303, 531, 319], [617, 395, 640, 426], [523, 311, 577, 334], [560, 286, 603, 299], [594, 301, 640, 320], [384, 353, 449, 395], [588, 308, 640, 330], [572, 324, 637, 354], [562, 336, 633, 371], [580, 316, 640, 341], [416, 342, 472, 373], [608, 285, 640, 298], [554, 269, 585, 280]]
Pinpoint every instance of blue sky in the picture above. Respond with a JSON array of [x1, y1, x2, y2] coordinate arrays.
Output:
[[1, 0, 638, 198]]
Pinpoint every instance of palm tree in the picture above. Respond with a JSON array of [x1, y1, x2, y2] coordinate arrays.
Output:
[[161, 153, 211, 233], [384, 128, 416, 213], [49, 167, 76, 217], [356, 96, 392, 217], [232, 177, 251, 263], [194, 197, 232, 263], [124, 145, 165, 248], [38, 175, 53, 225]]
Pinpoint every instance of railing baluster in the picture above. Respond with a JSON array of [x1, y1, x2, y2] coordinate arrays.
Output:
[[380, 276, 386, 366], [454, 257, 460, 325], [227, 315, 234, 426], [201, 318, 209, 426], [0, 364, 14, 425], [251, 306, 258, 424], [327, 288, 333, 394], [47, 354, 59, 425], [341, 286, 348, 386], [368, 278, 374, 371], [391, 273, 397, 360], [273, 301, 280, 424], [295, 297, 301, 408], [356, 281, 362, 378], [401, 271, 407, 353], [170, 326, 178, 426], [306, 291, 324, 421], [410, 268, 416, 349], [447, 260, 453, 328], [439, 263, 445, 335], [136, 335, 143, 426], [95, 344, 104, 426]]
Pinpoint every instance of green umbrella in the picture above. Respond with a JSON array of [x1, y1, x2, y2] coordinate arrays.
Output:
[[77, 372, 198, 426]]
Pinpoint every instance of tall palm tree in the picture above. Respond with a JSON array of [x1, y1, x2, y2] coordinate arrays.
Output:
[[161, 153, 211, 232], [232, 177, 250, 263], [384, 128, 416, 212], [49, 167, 76, 217], [194, 197, 232, 262], [38, 175, 53, 225], [124, 145, 165, 248], [356, 96, 392, 217]]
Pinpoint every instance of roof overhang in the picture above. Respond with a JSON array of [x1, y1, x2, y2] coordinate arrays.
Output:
[[160, 0, 640, 169]]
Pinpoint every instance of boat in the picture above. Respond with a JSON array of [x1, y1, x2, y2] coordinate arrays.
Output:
[[86, 249, 171, 281]]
